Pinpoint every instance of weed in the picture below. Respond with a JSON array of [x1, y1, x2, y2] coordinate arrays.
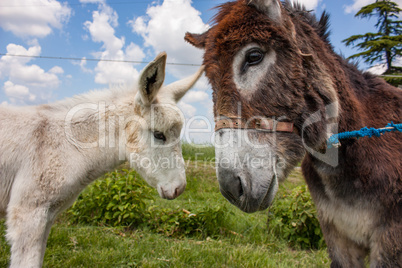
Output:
[[268, 185, 325, 249], [68, 169, 154, 227]]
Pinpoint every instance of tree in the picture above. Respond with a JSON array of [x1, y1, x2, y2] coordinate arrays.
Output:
[[343, 0, 402, 73]]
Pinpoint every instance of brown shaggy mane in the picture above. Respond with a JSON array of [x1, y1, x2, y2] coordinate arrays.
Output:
[[282, 0, 332, 45], [211, 0, 332, 45]]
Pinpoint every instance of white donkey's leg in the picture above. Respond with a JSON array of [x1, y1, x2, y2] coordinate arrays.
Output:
[[5, 172, 59, 268], [6, 204, 55, 268]]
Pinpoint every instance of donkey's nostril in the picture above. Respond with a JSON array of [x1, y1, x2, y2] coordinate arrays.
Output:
[[218, 169, 246, 204], [236, 176, 244, 197]]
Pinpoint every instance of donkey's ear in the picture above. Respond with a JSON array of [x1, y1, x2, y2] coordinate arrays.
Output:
[[185, 30, 209, 49], [248, 0, 282, 22], [161, 66, 205, 103], [137, 52, 166, 105]]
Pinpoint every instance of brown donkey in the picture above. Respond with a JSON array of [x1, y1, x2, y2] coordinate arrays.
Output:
[[185, 0, 402, 267]]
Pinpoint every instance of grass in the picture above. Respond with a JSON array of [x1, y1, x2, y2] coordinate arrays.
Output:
[[0, 143, 330, 267], [181, 142, 215, 161]]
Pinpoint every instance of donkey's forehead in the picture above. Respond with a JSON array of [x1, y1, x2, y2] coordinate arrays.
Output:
[[206, 1, 284, 56], [148, 103, 184, 131], [203, 0, 289, 97], [201, 0, 290, 118]]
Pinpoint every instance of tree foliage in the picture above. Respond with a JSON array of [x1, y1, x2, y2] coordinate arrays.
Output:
[[343, 0, 402, 73]]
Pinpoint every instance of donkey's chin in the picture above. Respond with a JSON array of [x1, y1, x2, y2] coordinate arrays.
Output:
[[240, 175, 279, 213]]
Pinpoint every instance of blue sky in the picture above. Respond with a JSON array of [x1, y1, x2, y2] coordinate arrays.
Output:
[[0, 0, 399, 142]]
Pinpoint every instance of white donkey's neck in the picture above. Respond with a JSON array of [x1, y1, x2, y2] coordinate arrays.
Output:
[[46, 87, 137, 112], [42, 87, 140, 178]]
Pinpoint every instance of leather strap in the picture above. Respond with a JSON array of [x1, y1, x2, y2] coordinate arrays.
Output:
[[215, 117, 294, 133]]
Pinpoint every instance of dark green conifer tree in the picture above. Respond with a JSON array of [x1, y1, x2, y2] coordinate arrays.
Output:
[[343, 0, 402, 74]]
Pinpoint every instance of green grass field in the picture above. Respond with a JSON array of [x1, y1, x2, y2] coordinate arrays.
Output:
[[0, 143, 330, 267]]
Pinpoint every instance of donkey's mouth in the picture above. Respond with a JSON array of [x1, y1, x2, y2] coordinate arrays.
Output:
[[258, 174, 278, 211]]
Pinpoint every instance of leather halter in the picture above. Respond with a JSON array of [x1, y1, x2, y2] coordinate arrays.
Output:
[[215, 117, 294, 133]]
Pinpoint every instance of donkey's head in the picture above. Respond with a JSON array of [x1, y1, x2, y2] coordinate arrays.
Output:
[[127, 52, 204, 200], [185, 0, 339, 212]]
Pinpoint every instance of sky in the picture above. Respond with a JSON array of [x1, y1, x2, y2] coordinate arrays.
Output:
[[0, 0, 400, 143]]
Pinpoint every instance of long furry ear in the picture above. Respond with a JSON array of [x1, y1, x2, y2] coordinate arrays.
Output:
[[160, 66, 205, 103], [184, 30, 209, 49], [137, 52, 166, 105], [248, 0, 282, 22]]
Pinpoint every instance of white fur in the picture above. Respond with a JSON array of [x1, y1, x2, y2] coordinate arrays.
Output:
[[0, 52, 204, 268], [232, 43, 276, 99], [317, 196, 377, 247]]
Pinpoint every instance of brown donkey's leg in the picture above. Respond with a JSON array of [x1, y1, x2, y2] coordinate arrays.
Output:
[[320, 220, 368, 268], [369, 220, 402, 268]]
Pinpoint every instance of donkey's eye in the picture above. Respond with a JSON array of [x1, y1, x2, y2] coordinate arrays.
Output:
[[242, 48, 264, 73], [246, 49, 264, 64], [153, 131, 166, 142]]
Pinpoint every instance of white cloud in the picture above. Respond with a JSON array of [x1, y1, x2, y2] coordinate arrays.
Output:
[[193, 75, 210, 91], [93, 60, 140, 85], [182, 90, 209, 103], [0, 43, 41, 65], [80, 0, 105, 3], [396, 57, 402, 66], [72, 57, 93, 73], [10, 64, 59, 88], [367, 57, 402, 74], [3, 81, 36, 104], [344, 0, 402, 14], [0, 0, 71, 38], [84, 3, 144, 85], [290, 0, 322, 10], [367, 64, 387, 75], [0, 43, 62, 104], [84, 4, 121, 52], [129, 0, 208, 78], [125, 43, 146, 61], [344, 0, 374, 14], [178, 101, 197, 118], [49, 66, 64, 74]]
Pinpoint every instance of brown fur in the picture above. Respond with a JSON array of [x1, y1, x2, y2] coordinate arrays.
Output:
[[185, 0, 402, 266]]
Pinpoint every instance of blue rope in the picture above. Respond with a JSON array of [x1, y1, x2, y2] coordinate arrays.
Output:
[[328, 122, 402, 148]]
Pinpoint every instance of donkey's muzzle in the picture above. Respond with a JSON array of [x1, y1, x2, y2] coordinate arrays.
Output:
[[217, 168, 260, 213], [217, 167, 278, 213], [157, 180, 186, 200]]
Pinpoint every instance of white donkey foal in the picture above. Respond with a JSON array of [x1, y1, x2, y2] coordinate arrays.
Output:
[[0, 52, 204, 268]]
